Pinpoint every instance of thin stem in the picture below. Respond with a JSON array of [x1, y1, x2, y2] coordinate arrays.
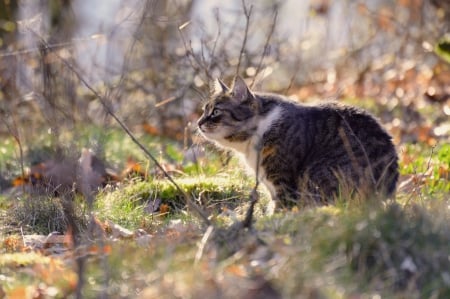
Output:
[[235, 0, 253, 78], [251, 7, 278, 88]]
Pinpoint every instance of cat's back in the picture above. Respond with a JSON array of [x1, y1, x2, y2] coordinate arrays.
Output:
[[258, 95, 391, 142], [313, 102, 394, 144]]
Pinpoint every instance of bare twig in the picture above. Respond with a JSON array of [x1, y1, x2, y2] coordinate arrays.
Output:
[[404, 146, 436, 205], [251, 6, 278, 88], [0, 112, 25, 192], [241, 186, 259, 229], [284, 52, 304, 95], [242, 136, 262, 229], [195, 225, 214, 264], [24, 6, 212, 226], [235, 0, 253, 78], [59, 56, 210, 226], [206, 9, 222, 72], [178, 26, 212, 80], [110, 1, 149, 102], [0, 36, 100, 58], [425, 146, 435, 172]]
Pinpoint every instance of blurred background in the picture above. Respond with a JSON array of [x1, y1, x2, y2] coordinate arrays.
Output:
[[0, 0, 449, 183], [1, 3, 449, 297]]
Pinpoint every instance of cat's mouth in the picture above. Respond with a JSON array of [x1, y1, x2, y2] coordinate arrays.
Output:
[[198, 117, 217, 134], [198, 124, 217, 136], [198, 123, 210, 133], [198, 123, 226, 141]]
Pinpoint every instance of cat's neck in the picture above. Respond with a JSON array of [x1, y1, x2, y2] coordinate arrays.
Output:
[[255, 93, 287, 115], [223, 105, 282, 156]]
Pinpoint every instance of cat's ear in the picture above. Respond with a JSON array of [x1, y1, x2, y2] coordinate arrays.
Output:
[[232, 76, 254, 102], [211, 78, 230, 96]]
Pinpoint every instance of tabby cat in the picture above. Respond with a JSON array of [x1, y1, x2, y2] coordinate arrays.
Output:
[[197, 77, 398, 208]]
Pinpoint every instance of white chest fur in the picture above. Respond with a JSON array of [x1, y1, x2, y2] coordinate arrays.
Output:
[[233, 107, 281, 199], [210, 106, 282, 200], [243, 106, 281, 170]]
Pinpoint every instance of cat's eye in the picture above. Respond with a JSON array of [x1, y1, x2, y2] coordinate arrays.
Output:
[[211, 108, 222, 117]]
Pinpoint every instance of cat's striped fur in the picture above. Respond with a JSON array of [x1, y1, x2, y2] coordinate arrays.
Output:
[[198, 77, 398, 208]]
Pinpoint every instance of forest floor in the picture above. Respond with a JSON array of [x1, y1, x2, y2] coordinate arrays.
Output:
[[0, 96, 449, 299]]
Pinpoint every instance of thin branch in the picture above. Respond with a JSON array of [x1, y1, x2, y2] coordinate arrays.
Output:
[[178, 25, 212, 80], [0, 35, 108, 58], [206, 8, 222, 72], [235, 0, 253, 78], [25, 30, 210, 226], [24, 6, 211, 226], [251, 6, 278, 88], [0, 111, 25, 192], [241, 184, 259, 229], [241, 135, 262, 229], [194, 225, 214, 264], [58, 55, 211, 226]]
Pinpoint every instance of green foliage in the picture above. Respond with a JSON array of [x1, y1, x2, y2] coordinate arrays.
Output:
[[435, 36, 450, 64], [400, 143, 450, 197], [438, 143, 450, 166], [264, 203, 450, 298], [79, 235, 210, 298], [7, 196, 85, 235], [95, 176, 252, 230], [0, 137, 19, 179], [0, 125, 183, 178], [71, 125, 172, 169], [333, 204, 448, 297], [0, 93, 448, 298], [0, 251, 77, 296]]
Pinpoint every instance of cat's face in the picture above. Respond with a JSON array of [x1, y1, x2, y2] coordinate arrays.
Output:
[[197, 77, 258, 143]]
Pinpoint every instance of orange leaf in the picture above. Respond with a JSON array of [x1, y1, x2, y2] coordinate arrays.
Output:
[[377, 7, 394, 32], [122, 157, 146, 178], [439, 165, 449, 180], [142, 123, 160, 136], [356, 3, 369, 15], [416, 125, 437, 145], [226, 264, 248, 277], [87, 244, 112, 255], [2, 235, 23, 252], [103, 244, 112, 254], [12, 177, 27, 187], [7, 286, 30, 299], [159, 204, 170, 214], [88, 245, 99, 254], [64, 227, 75, 250]]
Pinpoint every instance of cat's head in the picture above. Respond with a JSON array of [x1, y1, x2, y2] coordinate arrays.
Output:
[[197, 76, 260, 143]]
